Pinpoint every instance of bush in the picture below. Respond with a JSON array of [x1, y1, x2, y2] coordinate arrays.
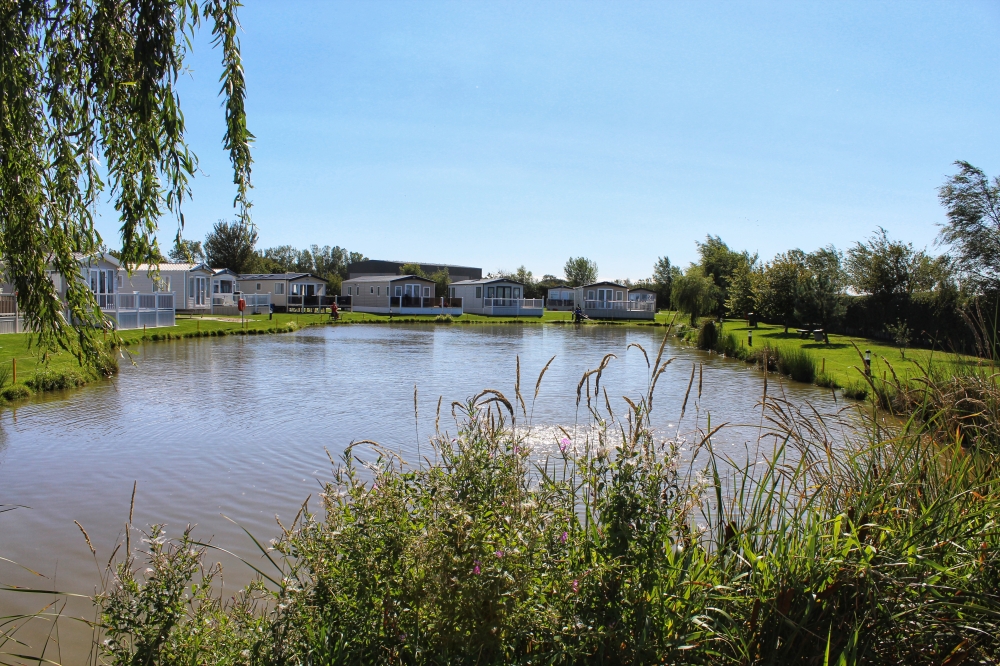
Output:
[[1, 384, 32, 402], [27, 368, 88, 391], [434, 314, 454, 323], [842, 379, 869, 400], [696, 319, 718, 350]]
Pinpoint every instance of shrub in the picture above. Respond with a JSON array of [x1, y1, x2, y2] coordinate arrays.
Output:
[[434, 314, 454, 323], [1, 384, 32, 402], [28, 368, 88, 391], [696, 319, 718, 350], [842, 379, 869, 400]]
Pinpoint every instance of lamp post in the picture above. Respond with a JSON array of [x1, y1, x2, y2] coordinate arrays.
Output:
[[864, 349, 871, 377], [748, 329, 753, 347]]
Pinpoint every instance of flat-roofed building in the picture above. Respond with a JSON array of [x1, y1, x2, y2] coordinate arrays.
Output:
[[347, 260, 482, 283]]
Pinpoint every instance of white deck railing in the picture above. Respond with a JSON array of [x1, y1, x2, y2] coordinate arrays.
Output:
[[98, 292, 175, 330], [484, 298, 544, 309], [584, 300, 654, 312]]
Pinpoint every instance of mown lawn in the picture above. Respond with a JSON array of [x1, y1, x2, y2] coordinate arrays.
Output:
[[715, 319, 984, 389]]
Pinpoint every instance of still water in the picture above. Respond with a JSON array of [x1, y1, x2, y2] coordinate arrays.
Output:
[[0, 324, 844, 657]]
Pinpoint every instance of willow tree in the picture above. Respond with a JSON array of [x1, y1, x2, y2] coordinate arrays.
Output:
[[0, 0, 252, 364]]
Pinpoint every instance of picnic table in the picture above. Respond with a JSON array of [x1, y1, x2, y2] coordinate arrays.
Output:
[[797, 327, 826, 342]]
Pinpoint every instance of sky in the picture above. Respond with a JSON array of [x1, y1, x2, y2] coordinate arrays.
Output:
[[102, 1, 1000, 281]]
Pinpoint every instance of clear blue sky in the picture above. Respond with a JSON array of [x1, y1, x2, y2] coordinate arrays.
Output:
[[113, 1, 1000, 280]]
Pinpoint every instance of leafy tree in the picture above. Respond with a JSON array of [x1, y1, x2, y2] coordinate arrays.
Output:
[[564, 257, 598, 287], [651, 256, 675, 310], [0, 0, 251, 362], [697, 236, 753, 317], [671, 265, 717, 325], [845, 228, 933, 299], [794, 246, 846, 342], [168, 238, 205, 264], [400, 263, 429, 279], [431, 268, 451, 299], [724, 260, 762, 319], [261, 245, 300, 272], [760, 251, 806, 333], [205, 219, 258, 274], [938, 161, 1000, 291]]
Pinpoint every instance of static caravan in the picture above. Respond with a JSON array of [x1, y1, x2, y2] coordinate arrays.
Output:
[[123, 262, 213, 314], [628, 288, 657, 310], [574, 281, 655, 320], [546, 287, 575, 311], [238, 273, 330, 312], [48, 253, 176, 330], [342, 275, 462, 316], [450, 278, 543, 317]]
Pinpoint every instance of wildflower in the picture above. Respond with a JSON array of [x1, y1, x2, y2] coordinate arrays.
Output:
[[495, 550, 504, 558], [572, 579, 579, 593], [559, 437, 571, 452], [560, 531, 568, 543], [473, 561, 481, 575]]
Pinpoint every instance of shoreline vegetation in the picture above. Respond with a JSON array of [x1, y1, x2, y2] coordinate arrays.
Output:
[[7, 345, 999, 663], [0, 310, 985, 408]]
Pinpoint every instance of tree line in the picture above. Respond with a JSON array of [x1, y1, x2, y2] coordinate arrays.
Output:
[[166, 220, 367, 294], [497, 162, 998, 354]]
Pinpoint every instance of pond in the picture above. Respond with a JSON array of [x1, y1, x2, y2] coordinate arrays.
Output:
[[0, 324, 846, 659]]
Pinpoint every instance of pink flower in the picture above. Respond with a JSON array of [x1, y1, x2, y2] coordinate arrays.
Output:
[[559, 437, 571, 452], [560, 531, 568, 543], [473, 561, 481, 575], [572, 579, 579, 593], [495, 550, 504, 558]]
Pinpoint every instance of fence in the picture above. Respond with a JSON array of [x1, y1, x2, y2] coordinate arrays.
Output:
[[0, 294, 21, 334], [106, 292, 175, 330]]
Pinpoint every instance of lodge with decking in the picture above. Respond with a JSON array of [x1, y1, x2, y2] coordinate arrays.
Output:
[[237, 273, 331, 313], [342, 275, 463, 315], [449, 278, 543, 317], [574, 281, 655, 320]]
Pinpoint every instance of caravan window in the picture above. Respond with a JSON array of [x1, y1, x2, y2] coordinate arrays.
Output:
[[476, 287, 482, 299], [513, 287, 521, 299], [275, 283, 284, 295], [347, 286, 352, 296], [487, 287, 494, 298]]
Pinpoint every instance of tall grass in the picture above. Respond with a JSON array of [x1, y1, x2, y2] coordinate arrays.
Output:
[[76, 344, 1000, 665]]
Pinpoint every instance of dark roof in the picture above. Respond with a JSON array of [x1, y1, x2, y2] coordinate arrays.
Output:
[[451, 278, 524, 286], [347, 259, 482, 280], [629, 287, 656, 294], [344, 274, 433, 283], [581, 281, 628, 289], [238, 272, 325, 281]]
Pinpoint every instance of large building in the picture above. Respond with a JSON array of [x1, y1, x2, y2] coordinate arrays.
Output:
[[346, 259, 482, 282]]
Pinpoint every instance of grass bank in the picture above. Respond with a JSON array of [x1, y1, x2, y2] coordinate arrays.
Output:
[[10, 350, 998, 664], [0, 313, 321, 407], [689, 318, 987, 399]]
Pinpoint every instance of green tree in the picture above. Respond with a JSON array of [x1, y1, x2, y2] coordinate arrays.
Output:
[[697, 236, 753, 317], [794, 246, 846, 343], [205, 220, 258, 274], [724, 260, 761, 319], [937, 161, 1000, 291], [168, 238, 205, 264], [845, 228, 932, 299], [400, 263, 429, 278], [651, 256, 675, 310], [564, 257, 598, 287], [431, 268, 451, 299], [760, 251, 806, 333], [671, 265, 717, 325], [0, 0, 251, 362]]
